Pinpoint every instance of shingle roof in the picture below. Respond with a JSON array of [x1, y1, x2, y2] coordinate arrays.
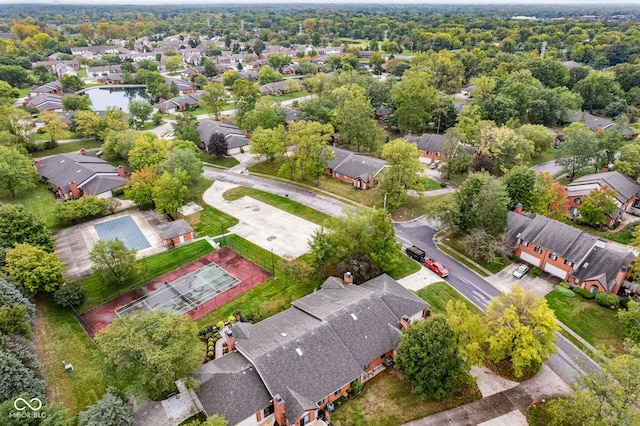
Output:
[[567, 171, 640, 205], [79, 175, 127, 196], [327, 148, 386, 183], [572, 246, 635, 292], [197, 120, 249, 149], [159, 219, 193, 240], [37, 153, 123, 193], [190, 351, 271, 425]]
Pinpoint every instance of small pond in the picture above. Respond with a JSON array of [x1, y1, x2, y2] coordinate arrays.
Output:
[[84, 87, 151, 112]]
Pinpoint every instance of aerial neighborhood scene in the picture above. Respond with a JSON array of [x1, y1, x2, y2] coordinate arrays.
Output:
[[2, 1, 640, 425]]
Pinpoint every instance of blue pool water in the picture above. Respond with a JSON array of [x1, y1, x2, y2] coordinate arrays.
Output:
[[94, 216, 151, 251]]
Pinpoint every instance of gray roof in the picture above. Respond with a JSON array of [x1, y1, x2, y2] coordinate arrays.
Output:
[[79, 175, 127, 196], [155, 93, 200, 110], [327, 148, 386, 183], [190, 351, 271, 425], [567, 171, 640, 205], [37, 153, 123, 193], [197, 120, 249, 150], [25, 93, 63, 110], [507, 212, 598, 263], [572, 246, 635, 292], [159, 219, 193, 240], [414, 133, 450, 152], [31, 81, 62, 93], [565, 110, 615, 132], [282, 107, 299, 123]]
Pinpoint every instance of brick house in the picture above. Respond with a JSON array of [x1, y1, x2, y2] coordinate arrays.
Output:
[[505, 210, 635, 294], [566, 171, 640, 227], [190, 273, 429, 426], [155, 93, 200, 114], [34, 151, 128, 200], [159, 219, 194, 248], [197, 120, 250, 155], [406, 133, 477, 164], [325, 148, 386, 190], [29, 80, 63, 96]]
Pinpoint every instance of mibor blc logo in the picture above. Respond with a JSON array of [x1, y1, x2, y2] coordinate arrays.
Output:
[[9, 397, 46, 419]]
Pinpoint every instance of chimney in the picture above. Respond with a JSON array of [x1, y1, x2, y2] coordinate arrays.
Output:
[[80, 148, 86, 155], [33, 160, 41, 168], [69, 181, 80, 199], [245, 130, 251, 139], [343, 271, 353, 285], [407, 130, 412, 137], [273, 394, 286, 426], [117, 165, 127, 178], [400, 315, 411, 329], [612, 266, 629, 295], [225, 329, 235, 352], [515, 203, 523, 214], [636, 176, 640, 184], [601, 167, 609, 173]]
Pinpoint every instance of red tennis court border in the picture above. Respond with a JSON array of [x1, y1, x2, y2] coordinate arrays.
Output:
[[80, 247, 272, 338]]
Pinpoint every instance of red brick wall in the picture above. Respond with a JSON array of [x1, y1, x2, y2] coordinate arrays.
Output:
[[516, 242, 571, 278]]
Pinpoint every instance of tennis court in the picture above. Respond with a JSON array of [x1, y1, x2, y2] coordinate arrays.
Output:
[[115, 262, 240, 317], [94, 215, 151, 250]]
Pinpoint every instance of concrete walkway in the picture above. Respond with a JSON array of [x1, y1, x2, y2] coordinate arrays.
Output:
[[403, 365, 571, 426]]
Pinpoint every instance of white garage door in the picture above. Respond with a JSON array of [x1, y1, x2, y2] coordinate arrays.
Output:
[[543, 263, 568, 279], [520, 252, 541, 267]]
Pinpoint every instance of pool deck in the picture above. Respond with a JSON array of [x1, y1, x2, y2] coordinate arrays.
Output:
[[80, 247, 271, 337]]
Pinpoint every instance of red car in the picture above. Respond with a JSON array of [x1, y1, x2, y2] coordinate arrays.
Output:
[[424, 258, 449, 278]]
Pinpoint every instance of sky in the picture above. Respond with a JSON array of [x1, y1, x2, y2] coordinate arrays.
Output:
[[2, 0, 639, 4]]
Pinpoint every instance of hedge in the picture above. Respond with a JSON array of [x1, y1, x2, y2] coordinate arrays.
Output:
[[595, 292, 618, 308], [574, 287, 595, 299], [554, 285, 575, 297]]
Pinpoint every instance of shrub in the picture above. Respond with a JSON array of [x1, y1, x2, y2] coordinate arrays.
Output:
[[207, 350, 213, 357], [554, 285, 575, 297], [216, 321, 225, 329], [595, 292, 618, 308], [53, 281, 86, 307], [574, 288, 596, 299], [112, 187, 125, 197], [529, 267, 542, 277], [440, 182, 447, 188], [559, 281, 570, 289], [228, 315, 236, 324], [620, 297, 630, 309], [351, 381, 363, 395]]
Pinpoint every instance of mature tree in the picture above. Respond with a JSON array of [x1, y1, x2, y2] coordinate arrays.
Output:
[[152, 170, 189, 215], [478, 125, 534, 175], [199, 83, 226, 121], [454, 172, 510, 236], [39, 110, 67, 144], [221, 70, 240, 88], [0, 65, 32, 87], [0, 80, 20, 105], [0, 278, 35, 338], [158, 147, 202, 187], [556, 123, 599, 181], [578, 187, 618, 228], [460, 228, 504, 264], [242, 103, 286, 132], [0, 334, 46, 402], [231, 79, 261, 125], [53, 281, 86, 308], [524, 57, 569, 88], [446, 300, 486, 378], [250, 125, 287, 163], [518, 124, 555, 153], [331, 84, 379, 152], [380, 139, 422, 211], [546, 343, 640, 426], [432, 96, 458, 134], [99, 107, 129, 141], [190, 73, 209, 90], [62, 94, 92, 111], [616, 142, 640, 178], [165, 56, 184, 73], [284, 78, 301, 94], [95, 310, 201, 398], [503, 165, 536, 211], [128, 100, 153, 128], [0, 146, 38, 198], [420, 50, 465, 94], [60, 74, 84, 92], [391, 70, 437, 133], [172, 113, 200, 145], [257, 65, 281, 85], [201, 415, 228, 426], [4, 243, 64, 294], [596, 129, 623, 170], [78, 387, 135, 426], [485, 286, 559, 378], [89, 239, 139, 287], [124, 168, 156, 207], [207, 132, 228, 159], [102, 130, 136, 161], [395, 316, 462, 400], [0, 204, 54, 251], [0, 106, 33, 150], [617, 300, 640, 344], [128, 134, 170, 171], [440, 128, 472, 178], [297, 95, 337, 124], [283, 121, 334, 182], [54, 195, 108, 224], [574, 71, 622, 113], [531, 171, 569, 220]]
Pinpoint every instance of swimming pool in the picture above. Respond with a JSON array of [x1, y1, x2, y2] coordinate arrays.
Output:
[[94, 215, 151, 251]]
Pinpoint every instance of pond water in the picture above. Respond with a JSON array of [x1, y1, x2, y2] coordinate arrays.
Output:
[[84, 87, 150, 113]]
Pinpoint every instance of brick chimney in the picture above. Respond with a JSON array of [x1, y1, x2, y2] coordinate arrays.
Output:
[[33, 160, 41, 168], [69, 181, 80, 199], [612, 266, 629, 295], [343, 271, 353, 285], [225, 329, 235, 352], [407, 130, 412, 137], [117, 165, 127, 178], [245, 130, 251, 139], [400, 315, 411, 329], [273, 394, 286, 426], [601, 166, 609, 173], [80, 148, 86, 155], [515, 203, 523, 214]]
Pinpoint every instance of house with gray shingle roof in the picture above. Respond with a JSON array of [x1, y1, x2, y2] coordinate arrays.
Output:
[[155, 93, 200, 114], [159, 219, 194, 248], [190, 273, 429, 426], [35, 151, 128, 200], [406, 133, 477, 164], [566, 171, 640, 227], [197, 120, 250, 155], [565, 110, 635, 137], [23, 93, 63, 112], [505, 210, 634, 294], [325, 148, 386, 190]]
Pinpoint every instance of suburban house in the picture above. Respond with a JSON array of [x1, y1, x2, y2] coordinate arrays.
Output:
[[159, 219, 194, 248], [566, 171, 640, 227], [197, 120, 250, 155], [505, 210, 635, 294], [260, 78, 302, 96], [23, 93, 64, 112], [406, 133, 477, 164], [33, 59, 81, 73], [97, 73, 123, 84], [325, 148, 386, 190], [564, 110, 636, 137], [29, 81, 63, 96], [166, 77, 196, 94], [155, 93, 200, 114], [88, 65, 122, 77], [34, 151, 128, 200], [190, 273, 429, 426]]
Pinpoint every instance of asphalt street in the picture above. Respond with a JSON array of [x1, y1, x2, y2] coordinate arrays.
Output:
[[205, 167, 600, 384]]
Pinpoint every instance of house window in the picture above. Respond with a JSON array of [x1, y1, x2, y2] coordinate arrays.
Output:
[[317, 398, 324, 406], [426, 151, 431, 155], [549, 253, 557, 261], [522, 241, 529, 247], [334, 389, 340, 396], [589, 285, 599, 295], [262, 405, 274, 417], [534, 246, 542, 253], [564, 260, 573, 267], [363, 364, 369, 370], [381, 354, 387, 360], [575, 198, 581, 205]]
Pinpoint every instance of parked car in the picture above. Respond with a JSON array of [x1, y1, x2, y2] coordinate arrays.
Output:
[[405, 245, 426, 262], [424, 258, 449, 278], [513, 265, 530, 279]]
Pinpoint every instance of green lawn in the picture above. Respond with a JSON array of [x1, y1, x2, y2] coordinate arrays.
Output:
[[197, 152, 240, 168], [387, 253, 421, 280], [416, 282, 483, 315], [329, 369, 480, 426], [417, 177, 443, 191], [222, 186, 332, 225], [391, 193, 454, 222], [33, 130, 81, 141], [189, 203, 239, 237], [32, 139, 102, 158], [35, 298, 112, 415], [1, 183, 60, 230], [562, 219, 637, 245], [263, 90, 308, 104], [77, 68, 87, 78], [545, 290, 624, 353], [526, 147, 555, 167], [79, 240, 215, 312]]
